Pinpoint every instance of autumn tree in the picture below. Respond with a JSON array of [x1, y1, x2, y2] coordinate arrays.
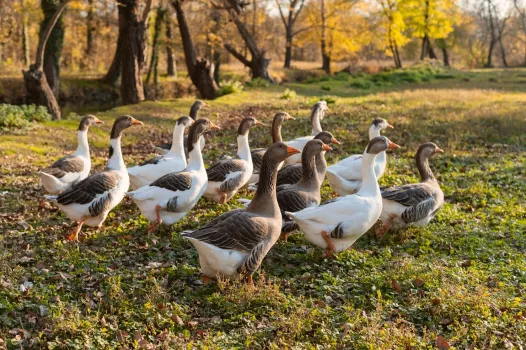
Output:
[[377, 0, 408, 68], [40, 0, 66, 97], [276, 0, 306, 68]]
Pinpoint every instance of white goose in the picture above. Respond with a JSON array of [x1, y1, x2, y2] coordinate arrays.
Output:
[[127, 119, 220, 233], [45, 116, 143, 241], [377, 142, 444, 236], [285, 136, 400, 257], [204, 117, 263, 204], [326, 118, 393, 196], [128, 116, 194, 189], [38, 115, 103, 202], [284, 101, 329, 165]]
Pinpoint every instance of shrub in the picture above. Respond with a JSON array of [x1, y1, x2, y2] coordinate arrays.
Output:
[[321, 85, 332, 91], [280, 89, 297, 100], [219, 80, 244, 96], [246, 77, 270, 88], [349, 78, 373, 90], [0, 104, 51, 130]]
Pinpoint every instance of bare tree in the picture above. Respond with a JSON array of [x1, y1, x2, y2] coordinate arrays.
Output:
[[220, 0, 274, 82], [172, 0, 219, 99], [276, 0, 306, 68], [513, 0, 526, 65], [23, 0, 69, 120], [420, 0, 437, 60], [146, 6, 166, 89], [165, 10, 177, 77]]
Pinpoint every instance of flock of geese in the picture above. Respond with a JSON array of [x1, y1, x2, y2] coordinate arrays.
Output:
[[38, 100, 444, 286]]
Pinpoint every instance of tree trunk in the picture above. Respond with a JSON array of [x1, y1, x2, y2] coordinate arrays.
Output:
[[101, 10, 124, 85], [86, 0, 94, 56], [284, 32, 292, 68], [22, 13, 30, 66], [165, 16, 176, 77], [485, 0, 497, 68], [39, 0, 65, 97], [146, 7, 164, 86], [118, 0, 150, 105], [172, 0, 218, 99], [498, 36, 508, 67], [23, 0, 68, 120], [442, 47, 449, 66], [320, 0, 330, 74], [211, 9, 221, 84]]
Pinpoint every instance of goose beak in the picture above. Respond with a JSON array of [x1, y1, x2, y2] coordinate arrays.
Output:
[[322, 144, 333, 151], [131, 118, 144, 126], [331, 137, 341, 145], [94, 118, 104, 124], [388, 141, 400, 149], [255, 120, 267, 127], [210, 122, 221, 130], [202, 102, 209, 108], [386, 123, 394, 129], [436, 148, 444, 153], [286, 115, 295, 121], [286, 146, 301, 155]]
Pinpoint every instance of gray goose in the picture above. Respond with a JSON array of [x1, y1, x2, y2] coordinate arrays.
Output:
[[277, 139, 333, 240], [156, 100, 208, 155], [276, 131, 339, 186], [377, 142, 444, 236], [248, 112, 295, 184], [182, 142, 301, 286], [46, 116, 143, 241], [38, 115, 103, 205]]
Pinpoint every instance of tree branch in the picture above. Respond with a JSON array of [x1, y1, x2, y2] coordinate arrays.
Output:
[[224, 43, 252, 67], [142, 0, 153, 23], [35, 0, 69, 69], [172, 0, 197, 75], [275, 0, 287, 27]]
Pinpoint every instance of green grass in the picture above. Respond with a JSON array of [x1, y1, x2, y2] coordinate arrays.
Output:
[[0, 68, 525, 348]]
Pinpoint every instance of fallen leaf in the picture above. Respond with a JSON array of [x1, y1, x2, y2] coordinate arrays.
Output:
[[436, 335, 450, 350], [116, 330, 128, 344], [171, 315, 184, 326], [134, 330, 148, 349], [413, 278, 425, 287], [187, 321, 198, 329], [391, 279, 402, 293]]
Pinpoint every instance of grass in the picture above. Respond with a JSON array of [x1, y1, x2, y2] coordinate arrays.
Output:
[[0, 68, 525, 349]]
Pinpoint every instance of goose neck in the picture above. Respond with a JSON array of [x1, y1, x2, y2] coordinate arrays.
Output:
[[186, 137, 205, 171], [75, 130, 90, 157], [311, 108, 324, 135], [416, 152, 435, 182], [357, 152, 380, 197], [167, 125, 186, 160], [236, 134, 251, 162], [107, 138, 126, 172], [272, 120, 283, 143], [248, 158, 279, 217]]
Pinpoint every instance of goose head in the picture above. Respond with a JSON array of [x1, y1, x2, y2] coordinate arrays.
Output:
[[366, 136, 400, 155], [187, 118, 220, 151], [314, 131, 340, 146], [110, 115, 143, 139], [238, 117, 265, 136], [78, 115, 103, 131], [416, 142, 444, 159], [371, 118, 394, 132], [266, 142, 301, 164], [176, 115, 194, 129], [190, 100, 208, 120]]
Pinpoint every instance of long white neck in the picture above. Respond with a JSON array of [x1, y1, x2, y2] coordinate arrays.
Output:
[[236, 134, 251, 162], [367, 126, 386, 169], [74, 130, 90, 157], [167, 125, 186, 161], [186, 137, 205, 171], [357, 152, 380, 197], [311, 110, 323, 135], [107, 138, 126, 172]]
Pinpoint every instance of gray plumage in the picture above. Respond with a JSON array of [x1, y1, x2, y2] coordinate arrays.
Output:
[[41, 156, 85, 179], [56, 172, 121, 205], [151, 172, 192, 192]]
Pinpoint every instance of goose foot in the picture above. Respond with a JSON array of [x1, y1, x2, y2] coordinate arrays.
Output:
[[202, 274, 213, 285], [39, 198, 47, 208], [246, 275, 255, 290], [147, 205, 162, 234], [280, 232, 289, 242], [376, 214, 396, 238], [332, 192, 338, 198], [219, 193, 227, 204], [321, 230, 335, 258], [66, 217, 86, 242]]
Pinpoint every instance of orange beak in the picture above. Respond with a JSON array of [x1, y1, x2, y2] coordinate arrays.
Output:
[[202, 102, 209, 108], [386, 123, 394, 129], [286, 146, 301, 155], [388, 141, 400, 149], [322, 144, 333, 151], [131, 118, 144, 126], [436, 147, 444, 153], [286, 115, 295, 121], [255, 120, 267, 127], [94, 117, 104, 124], [210, 122, 221, 130], [331, 137, 340, 145]]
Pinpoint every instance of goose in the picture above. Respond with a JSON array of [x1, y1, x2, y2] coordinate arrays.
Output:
[[38, 115, 103, 204], [182, 142, 301, 285], [285, 136, 400, 257], [127, 119, 220, 233], [156, 100, 208, 155], [45, 116, 143, 241], [127, 116, 194, 189], [377, 142, 444, 236], [326, 118, 393, 196], [248, 112, 295, 185], [276, 131, 339, 186], [284, 101, 329, 165], [203, 117, 263, 204], [277, 139, 332, 240]]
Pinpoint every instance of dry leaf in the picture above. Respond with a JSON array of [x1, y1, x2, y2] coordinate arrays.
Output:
[[391, 279, 402, 293], [171, 315, 184, 326], [414, 278, 425, 287], [116, 330, 128, 344], [436, 335, 450, 350]]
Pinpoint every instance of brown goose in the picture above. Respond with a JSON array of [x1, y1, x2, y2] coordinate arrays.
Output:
[[182, 142, 301, 286], [156, 100, 208, 155], [276, 131, 339, 186], [277, 139, 333, 240], [248, 112, 295, 184], [46, 116, 143, 241], [377, 142, 444, 236], [38, 115, 103, 204]]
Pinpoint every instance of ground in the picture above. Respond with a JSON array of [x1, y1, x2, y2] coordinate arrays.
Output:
[[0, 68, 525, 349]]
